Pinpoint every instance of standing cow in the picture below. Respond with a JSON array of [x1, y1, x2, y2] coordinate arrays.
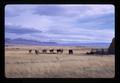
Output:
[[49, 49, 54, 54], [69, 49, 73, 54], [29, 49, 32, 53], [57, 49, 63, 54], [35, 50, 39, 55], [42, 49, 47, 54]]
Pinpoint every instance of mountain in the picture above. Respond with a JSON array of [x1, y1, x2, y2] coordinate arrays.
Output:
[[5, 38, 58, 45], [56, 42, 110, 48], [68, 43, 110, 48], [5, 38, 12, 44], [5, 38, 110, 47]]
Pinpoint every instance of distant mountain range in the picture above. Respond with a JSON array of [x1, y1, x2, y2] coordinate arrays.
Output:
[[5, 38, 58, 46], [5, 38, 110, 48]]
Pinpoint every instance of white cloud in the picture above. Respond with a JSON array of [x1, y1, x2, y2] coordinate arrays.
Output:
[[5, 4, 115, 43]]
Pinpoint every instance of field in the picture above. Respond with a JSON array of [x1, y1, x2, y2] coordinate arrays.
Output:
[[5, 45, 115, 78]]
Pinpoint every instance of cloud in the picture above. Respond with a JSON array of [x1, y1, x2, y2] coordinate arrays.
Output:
[[5, 4, 115, 43], [33, 5, 114, 17], [33, 5, 65, 16], [5, 25, 42, 34], [5, 5, 36, 17]]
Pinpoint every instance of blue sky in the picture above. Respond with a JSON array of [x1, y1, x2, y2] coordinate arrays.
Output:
[[5, 4, 115, 43]]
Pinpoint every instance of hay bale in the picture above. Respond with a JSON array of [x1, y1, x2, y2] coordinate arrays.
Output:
[[108, 37, 115, 54]]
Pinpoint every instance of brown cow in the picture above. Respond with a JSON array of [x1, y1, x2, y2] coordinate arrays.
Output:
[[35, 50, 39, 55]]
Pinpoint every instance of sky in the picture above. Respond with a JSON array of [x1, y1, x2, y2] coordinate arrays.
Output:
[[5, 4, 115, 43]]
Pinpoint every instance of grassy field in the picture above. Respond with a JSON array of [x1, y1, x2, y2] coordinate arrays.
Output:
[[5, 45, 115, 78]]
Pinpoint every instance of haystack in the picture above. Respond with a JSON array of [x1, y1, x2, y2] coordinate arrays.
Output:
[[108, 37, 115, 54]]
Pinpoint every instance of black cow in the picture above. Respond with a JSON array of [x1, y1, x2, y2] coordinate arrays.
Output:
[[42, 49, 47, 54], [29, 49, 32, 53], [49, 49, 54, 54], [57, 49, 63, 54], [69, 49, 73, 54]]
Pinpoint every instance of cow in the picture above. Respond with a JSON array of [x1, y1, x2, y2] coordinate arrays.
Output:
[[29, 49, 32, 53], [69, 49, 73, 54], [86, 48, 106, 56], [57, 49, 63, 54], [49, 49, 54, 54], [35, 50, 39, 55], [42, 49, 47, 54], [101, 49, 104, 55]]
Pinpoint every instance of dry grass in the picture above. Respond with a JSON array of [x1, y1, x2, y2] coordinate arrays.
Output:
[[5, 45, 115, 78]]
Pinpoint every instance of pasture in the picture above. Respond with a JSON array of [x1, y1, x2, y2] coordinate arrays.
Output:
[[5, 45, 115, 78]]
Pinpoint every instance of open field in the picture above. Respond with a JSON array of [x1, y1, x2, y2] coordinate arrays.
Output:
[[5, 45, 115, 78]]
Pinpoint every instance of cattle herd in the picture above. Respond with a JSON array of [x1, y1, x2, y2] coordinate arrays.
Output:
[[29, 49, 73, 55], [86, 48, 113, 55]]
